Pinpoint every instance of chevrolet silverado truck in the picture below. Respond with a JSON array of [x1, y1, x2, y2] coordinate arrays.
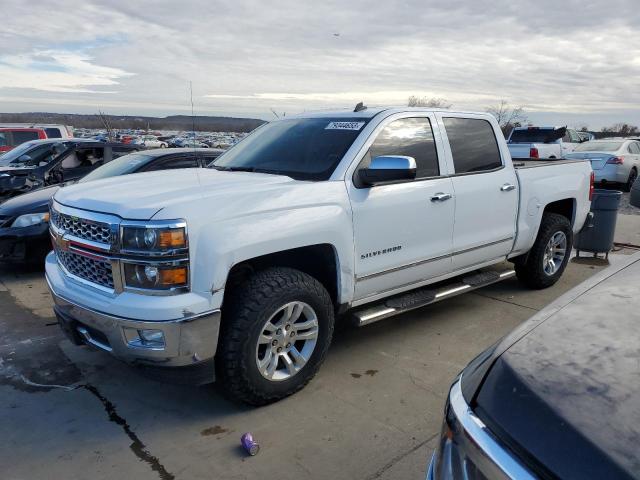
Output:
[[507, 126, 582, 160], [46, 107, 593, 405]]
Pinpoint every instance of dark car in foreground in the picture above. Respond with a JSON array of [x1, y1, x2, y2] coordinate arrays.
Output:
[[0, 139, 139, 200], [0, 148, 222, 264], [428, 251, 640, 480]]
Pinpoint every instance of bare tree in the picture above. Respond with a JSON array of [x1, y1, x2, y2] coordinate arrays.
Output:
[[486, 100, 527, 134], [601, 123, 639, 136], [407, 96, 452, 109]]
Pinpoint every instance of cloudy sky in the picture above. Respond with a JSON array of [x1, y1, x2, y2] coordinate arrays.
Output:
[[2, 0, 640, 128]]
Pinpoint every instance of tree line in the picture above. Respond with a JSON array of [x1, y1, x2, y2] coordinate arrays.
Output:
[[406, 96, 638, 138], [0, 112, 265, 133]]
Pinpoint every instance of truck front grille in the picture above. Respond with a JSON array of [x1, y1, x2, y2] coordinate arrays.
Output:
[[51, 210, 112, 245], [56, 248, 114, 289]]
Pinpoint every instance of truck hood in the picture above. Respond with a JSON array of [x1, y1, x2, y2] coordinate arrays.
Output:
[[473, 253, 640, 479], [53, 168, 305, 219]]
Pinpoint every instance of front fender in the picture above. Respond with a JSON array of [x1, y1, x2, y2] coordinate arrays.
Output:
[[190, 204, 355, 308]]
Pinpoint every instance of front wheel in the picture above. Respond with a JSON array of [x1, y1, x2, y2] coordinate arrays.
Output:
[[216, 267, 335, 405], [515, 213, 572, 289]]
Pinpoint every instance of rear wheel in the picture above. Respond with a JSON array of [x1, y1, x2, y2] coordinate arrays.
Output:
[[515, 213, 572, 289], [625, 168, 637, 192], [216, 267, 334, 405]]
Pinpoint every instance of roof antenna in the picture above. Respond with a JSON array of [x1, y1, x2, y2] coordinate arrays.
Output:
[[354, 102, 367, 112], [190, 81, 196, 132]]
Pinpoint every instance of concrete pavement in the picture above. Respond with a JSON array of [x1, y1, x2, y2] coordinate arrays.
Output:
[[1, 213, 638, 479]]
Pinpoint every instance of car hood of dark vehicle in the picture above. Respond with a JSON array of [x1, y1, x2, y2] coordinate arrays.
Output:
[[473, 254, 640, 480], [0, 185, 59, 216]]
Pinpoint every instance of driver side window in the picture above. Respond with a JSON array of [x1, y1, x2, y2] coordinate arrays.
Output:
[[365, 117, 440, 179]]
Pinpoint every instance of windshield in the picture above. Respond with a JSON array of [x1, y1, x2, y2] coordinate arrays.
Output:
[[0, 141, 58, 167], [212, 117, 369, 180], [573, 141, 623, 152], [509, 129, 559, 143], [80, 153, 154, 182]]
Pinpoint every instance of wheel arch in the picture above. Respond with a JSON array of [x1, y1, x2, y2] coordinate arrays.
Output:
[[223, 244, 341, 308], [542, 198, 576, 227]]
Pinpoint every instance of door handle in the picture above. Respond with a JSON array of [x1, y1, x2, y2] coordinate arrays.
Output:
[[500, 183, 516, 192], [431, 192, 452, 202]]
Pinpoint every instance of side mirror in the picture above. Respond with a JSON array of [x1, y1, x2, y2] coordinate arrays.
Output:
[[358, 156, 417, 186]]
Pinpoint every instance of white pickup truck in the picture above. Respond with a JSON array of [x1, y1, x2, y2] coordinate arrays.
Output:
[[46, 107, 593, 404], [507, 126, 582, 159]]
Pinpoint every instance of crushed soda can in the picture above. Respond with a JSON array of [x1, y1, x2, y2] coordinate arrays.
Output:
[[241, 432, 260, 456]]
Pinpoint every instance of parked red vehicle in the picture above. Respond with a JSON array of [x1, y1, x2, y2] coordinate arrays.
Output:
[[0, 128, 47, 153]]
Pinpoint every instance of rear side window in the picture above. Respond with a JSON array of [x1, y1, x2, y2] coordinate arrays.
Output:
[[631, 143, 640, 154], [367, 117, 439, 178], [45, 128, 62, 138], [11, 131, 40, 145], [443, 118, 502, 174]]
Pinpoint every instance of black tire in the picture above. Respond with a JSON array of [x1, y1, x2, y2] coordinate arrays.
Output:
[[515, 213, 572, 289], [624, 168, 637, 192], [216, 267, 335, 405]]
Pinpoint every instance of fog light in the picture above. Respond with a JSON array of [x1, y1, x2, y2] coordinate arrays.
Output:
[[123, 327, 165, 349]]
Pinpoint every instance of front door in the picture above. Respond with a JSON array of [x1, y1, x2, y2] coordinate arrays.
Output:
[[437, 114, 518, 271], [348, 114, 455, 301]]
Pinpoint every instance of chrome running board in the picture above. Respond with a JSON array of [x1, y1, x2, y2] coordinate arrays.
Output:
[[353, 268, 516, 326]]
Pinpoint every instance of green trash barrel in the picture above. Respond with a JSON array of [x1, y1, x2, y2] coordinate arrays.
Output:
[[575, 189, 622, 257]]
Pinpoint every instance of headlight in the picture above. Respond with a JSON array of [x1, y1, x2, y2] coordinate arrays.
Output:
[[121, 225, 187, 252], [11, 212, 50, 228], [123, 263, 188, 290]]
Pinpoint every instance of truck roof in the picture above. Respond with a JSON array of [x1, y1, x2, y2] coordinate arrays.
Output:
[[289, 107, 492, 120]]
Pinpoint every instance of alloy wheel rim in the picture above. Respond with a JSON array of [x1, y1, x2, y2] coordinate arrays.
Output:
[[543, 231, 567, 276], [255, 301, 319, 381]]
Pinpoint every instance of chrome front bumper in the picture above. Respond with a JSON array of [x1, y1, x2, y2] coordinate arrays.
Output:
[[427, 378, 536, 480], [47, 273, 221, 370]]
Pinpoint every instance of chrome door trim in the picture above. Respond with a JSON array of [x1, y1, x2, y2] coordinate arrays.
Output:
[[356, 237, 513, 282], [452, 236, 514, 257]]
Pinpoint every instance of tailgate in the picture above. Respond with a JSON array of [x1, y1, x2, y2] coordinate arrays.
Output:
[[507, 143, 531, 159]]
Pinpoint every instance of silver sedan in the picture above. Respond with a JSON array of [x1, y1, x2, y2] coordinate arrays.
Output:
[[566, 138, 640, 191]]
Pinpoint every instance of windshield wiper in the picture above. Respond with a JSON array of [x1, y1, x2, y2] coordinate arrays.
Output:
[[211, 165, 258, 173]]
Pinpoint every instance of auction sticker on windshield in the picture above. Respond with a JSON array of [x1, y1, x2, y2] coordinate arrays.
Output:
[[325, 121, 366, 131]]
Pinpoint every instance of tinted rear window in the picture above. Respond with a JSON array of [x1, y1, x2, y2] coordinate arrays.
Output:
[[45, 128, 62, 138], [509, 129, 557, 143], [574, 141, 622, 153], [11, 131, 40, 145], [443, 118, 502, 174]]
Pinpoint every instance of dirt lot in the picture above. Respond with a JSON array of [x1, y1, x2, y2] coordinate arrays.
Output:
[[0, 215, 638, 480]]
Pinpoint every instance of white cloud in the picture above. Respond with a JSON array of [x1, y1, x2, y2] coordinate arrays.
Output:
[[0, 50, 133, 93], [1, 0, 640, 128]]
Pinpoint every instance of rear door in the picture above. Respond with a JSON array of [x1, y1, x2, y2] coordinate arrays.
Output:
[[437, 114, 518, 271], [348, 113, 455, 301]]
